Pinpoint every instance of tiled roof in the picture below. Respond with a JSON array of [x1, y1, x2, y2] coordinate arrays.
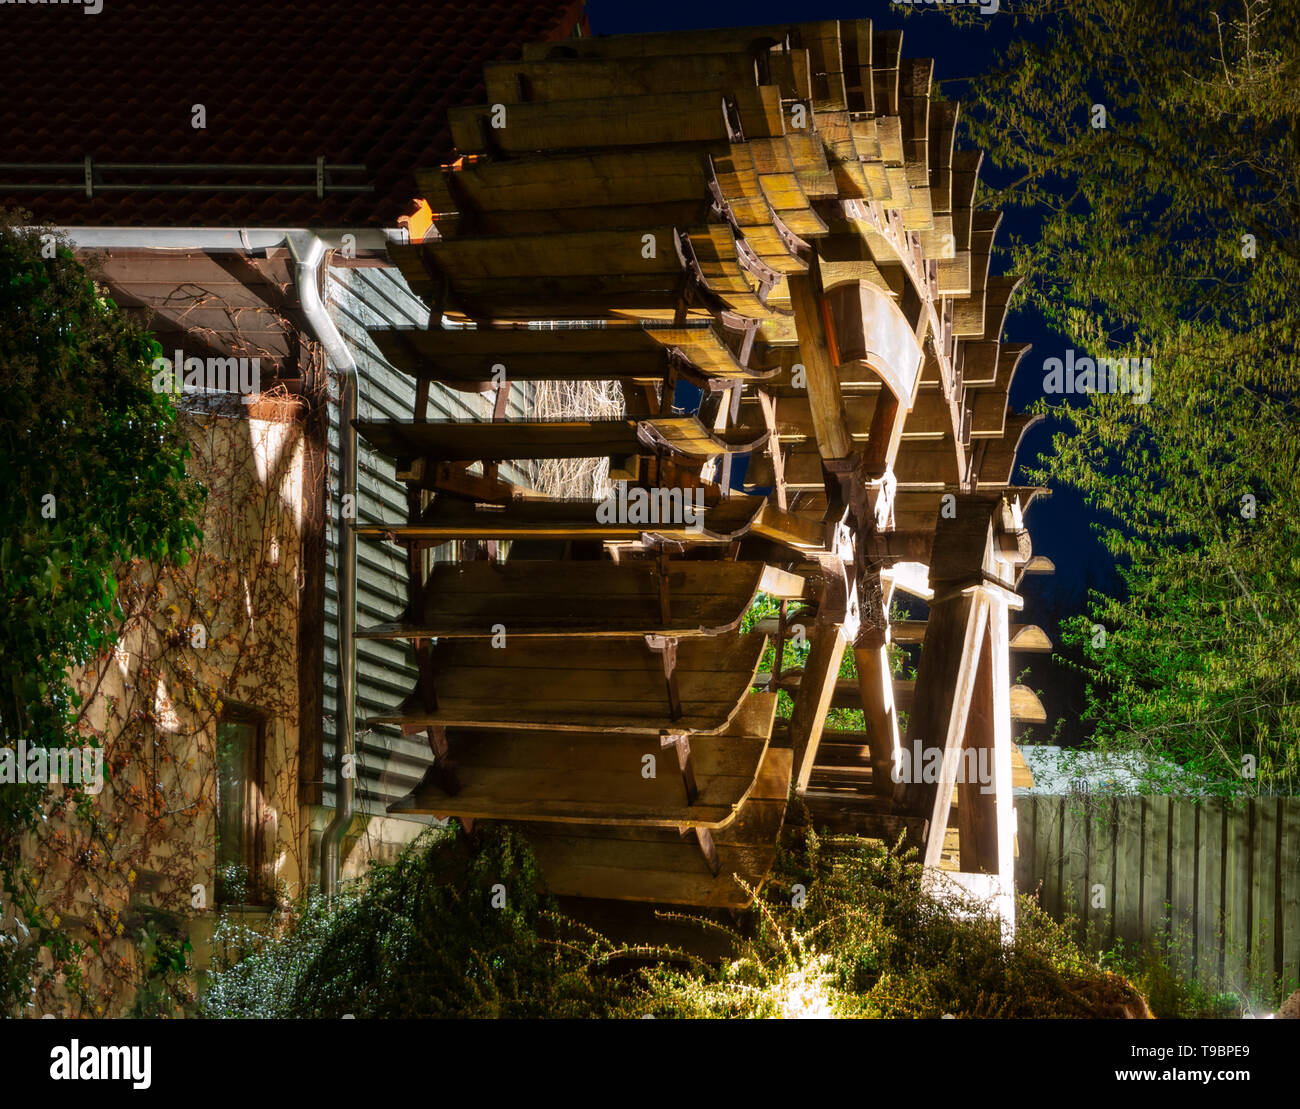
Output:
[[0, 0, 588, 228]]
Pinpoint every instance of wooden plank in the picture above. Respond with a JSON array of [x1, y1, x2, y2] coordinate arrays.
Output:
[[370, 327, 654, 389], [757, 565, 809, 600], [370, 633, 767, 736], [357, 417, 640, 462], [896, 592, 987, 870], [1010, 743, 1034, 789], [388, 693, 778, 828], [1013, 793, 1037, 902], [354, 416, 764, 464], [1251, 798, 1281, 987], [370, 324, 778, 389], [1062, 796, 1090, 944], [1114, 797, 1144, 949], [483, 53, 765, 104], [1141, 794, 1171, 939], [1223, 800, 1253, 988], [521, 745, 792, 908], [985, 593, 1018, 902], [410, 228, 683, 279], [418, 148, 716, 230], [853, 643, 900, 797], [764, 671, 911, 713], [1170, 799, 1200, 968], [357, 560, 771, 639], [1037, 796, 1064, 918], [1196, 799, 1226, 985], [447, 86, 785, 154], [1280, 799, 1300, 996], [801, 796, 928, 842], [787, 271, 854, 460], [1089, 795, 1117, 951], [1009, 684, 1046, 723], [1008, 624, 1052, 653], [787, 622, 848, 795], [750, 502, 827, 549], [956, 632, 997, 873], [354, 493, 766, 545], [638, 413, 770, 458]]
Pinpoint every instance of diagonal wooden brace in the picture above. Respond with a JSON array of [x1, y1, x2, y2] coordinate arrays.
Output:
[[660, 730, 699, 804], [694, 826, 721, 876], [645, 633, 682, 721], [680, 823, 721, 876]]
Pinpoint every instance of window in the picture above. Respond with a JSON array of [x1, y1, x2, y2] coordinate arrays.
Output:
[[215, 708, 267, 905]]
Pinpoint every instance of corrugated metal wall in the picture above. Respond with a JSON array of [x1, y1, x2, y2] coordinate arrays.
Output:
[[321, 262, 532, 817]]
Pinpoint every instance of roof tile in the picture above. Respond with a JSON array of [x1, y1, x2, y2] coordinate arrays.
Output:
[[0, 0, 588, 227]]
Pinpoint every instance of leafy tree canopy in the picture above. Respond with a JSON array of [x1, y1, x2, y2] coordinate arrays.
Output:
[[948, 0, 1300, 794]]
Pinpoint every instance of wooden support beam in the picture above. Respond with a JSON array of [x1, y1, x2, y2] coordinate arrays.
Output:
[[755, 389, 788, 510], [694, 826, 722, 876], [956, 631, 998, 872], [853, 643, 902, 797], [986, 592, 1019, 905], [646, 634, 683, 721], [891, 619, 927, 643], [787, 271, 854, 462], [892, 589, 987, 869], [750, 502, 828, 550], [661, 731, 699, 804], [788, 621, 849, 795]]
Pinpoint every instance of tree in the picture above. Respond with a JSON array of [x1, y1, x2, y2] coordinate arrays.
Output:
[[945, 0, 1300, 794], [0, 212, 205, 1010]]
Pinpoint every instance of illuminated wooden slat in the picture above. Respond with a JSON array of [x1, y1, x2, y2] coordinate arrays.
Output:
[[388, 693, 779, 830], [448, 86, 785, 154], [357, 561, 776, 640], [370, 633, 768, 736], [483, 53, 765, 104], [354, 416, 767, 464], [354, 494, 767, 545], [520, 745, 792, 908]]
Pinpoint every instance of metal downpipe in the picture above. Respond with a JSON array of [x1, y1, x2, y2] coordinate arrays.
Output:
[[287, 231, 357, 897]]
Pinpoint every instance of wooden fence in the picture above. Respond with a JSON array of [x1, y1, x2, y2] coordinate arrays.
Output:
[[1014, 794, 1300, 999]]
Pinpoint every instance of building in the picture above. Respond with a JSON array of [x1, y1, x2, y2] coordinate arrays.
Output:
[[0, 0, 587, 1015]]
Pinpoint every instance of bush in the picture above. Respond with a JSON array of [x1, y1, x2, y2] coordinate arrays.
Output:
[[202, 824, 622, 1018], [204, 821, 1153, 1019]]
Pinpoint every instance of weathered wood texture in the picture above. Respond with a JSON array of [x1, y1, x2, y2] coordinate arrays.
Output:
[[389, 693, 778, 828], [1016, 795, 1300, 1000], [520, 745, 793, 908], [371, 633, 767, 735], [358, 560, 775, 638]]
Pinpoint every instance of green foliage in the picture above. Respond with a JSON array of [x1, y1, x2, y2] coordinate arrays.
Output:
[[202, 825, 623, 1019], [951, 1, 1300, 794], [636, 829, 1148, 1018], [1096, 937, 1244, 1020], [129, 921, 195, 1018], [740, 594, 915, 733], [204, 824, 1150, 1019], [0, 212, 206, 1012]]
